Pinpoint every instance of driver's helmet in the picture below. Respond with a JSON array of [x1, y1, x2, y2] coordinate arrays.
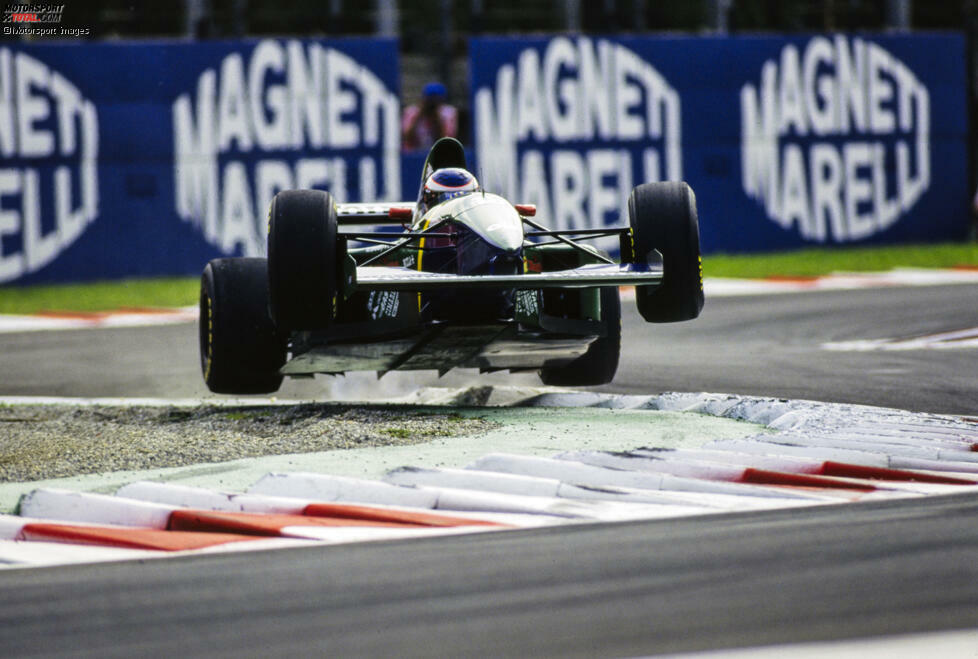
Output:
[[421, 168, 480, 213]]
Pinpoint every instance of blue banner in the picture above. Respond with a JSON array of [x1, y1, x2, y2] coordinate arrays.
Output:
[[470, 33, 968, 254], [1, 34, 969, 285], [0, 38, 401, 285]]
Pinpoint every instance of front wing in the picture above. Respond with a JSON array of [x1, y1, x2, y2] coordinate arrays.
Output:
[[354, 260, 663, 292]]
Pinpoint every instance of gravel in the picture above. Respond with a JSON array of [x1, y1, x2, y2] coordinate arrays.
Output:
[[0, 404, 498, 482]]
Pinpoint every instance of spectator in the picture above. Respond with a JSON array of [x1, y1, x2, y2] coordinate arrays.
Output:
[[401, 82, 458, 151]]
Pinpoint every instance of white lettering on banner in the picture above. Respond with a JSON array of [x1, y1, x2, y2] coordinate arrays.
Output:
[[741, 36, 930, 242], [173, 39, 400, 257], [475, 37, 682, 249], [0, 48, 99, 283]]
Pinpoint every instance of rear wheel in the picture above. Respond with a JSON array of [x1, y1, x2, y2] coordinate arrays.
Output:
[[268, 189, 338, 331], [628, 181, 704, 323], [200, 257, 285, 394], [539, 286, 621, 386]]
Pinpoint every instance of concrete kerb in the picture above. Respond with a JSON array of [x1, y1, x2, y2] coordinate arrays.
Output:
[[0, 388, 764, 513], [2, 386, 974, 515]]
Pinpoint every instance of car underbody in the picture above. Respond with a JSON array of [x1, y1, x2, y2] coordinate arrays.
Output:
[[282, 320, 596, 377]]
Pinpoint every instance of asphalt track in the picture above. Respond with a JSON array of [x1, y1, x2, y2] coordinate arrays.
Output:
[[1, 492, 977, 657], [1, 283, 977, 656], [607, 283, 978, 416], [2, 284, 976, 414]]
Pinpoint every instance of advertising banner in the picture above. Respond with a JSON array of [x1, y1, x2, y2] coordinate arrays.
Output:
[[1, 33, 968, 285], [0, 38, 400, 285], [471, 33, 968, 254]]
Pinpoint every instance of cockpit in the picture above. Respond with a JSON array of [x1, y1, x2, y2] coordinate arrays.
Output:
[[419, 167, 480, 215]]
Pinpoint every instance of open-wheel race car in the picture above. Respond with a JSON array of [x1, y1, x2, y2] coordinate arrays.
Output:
[[199, 137, 704, 394]]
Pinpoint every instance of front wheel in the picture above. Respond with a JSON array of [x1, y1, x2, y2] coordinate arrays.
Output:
[[268, 189, 339, 331], [200, 257, 285, 394], [539, 286, 621, 386], [628, 181, 704, 323]]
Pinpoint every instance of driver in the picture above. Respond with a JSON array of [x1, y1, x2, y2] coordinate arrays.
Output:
[[420, 167, 480, 214]]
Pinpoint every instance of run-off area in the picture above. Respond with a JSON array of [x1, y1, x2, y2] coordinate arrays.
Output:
[[0, 387, 976, 569]]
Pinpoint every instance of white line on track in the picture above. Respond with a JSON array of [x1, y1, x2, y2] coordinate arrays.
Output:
[[704, 267, 978, 297], [824, 326, 978, 351], [0, 307, 197, 333], [660, 628, 978, 658]]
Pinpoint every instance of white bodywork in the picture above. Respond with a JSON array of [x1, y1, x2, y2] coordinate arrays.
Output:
[[416, 193, 524, 252]]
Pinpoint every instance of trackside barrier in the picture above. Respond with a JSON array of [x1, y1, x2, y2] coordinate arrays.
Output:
[[471, 33, 968, 256], [1, 38, 401, 286], [1, 32, 968, 285]]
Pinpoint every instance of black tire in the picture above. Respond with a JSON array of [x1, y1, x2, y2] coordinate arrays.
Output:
[[539, 286, 621, 386], [268, 189, 338, 330], [200, 258, 285, 394], [628, 181, 704, 323]]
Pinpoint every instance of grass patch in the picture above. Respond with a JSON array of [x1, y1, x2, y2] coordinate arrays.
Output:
[[0, 276, 199, 315], [0, 242, 975, 314], [704, 242, 978, 279]]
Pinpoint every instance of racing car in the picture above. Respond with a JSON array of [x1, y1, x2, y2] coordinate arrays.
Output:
[[199, 137, 703, 394]]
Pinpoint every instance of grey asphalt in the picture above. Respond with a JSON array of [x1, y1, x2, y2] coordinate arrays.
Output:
[[1, 284, 977, 656], [2, 284, 976, 414], [608, 283, 978, 415], [1, 492, 977, 657]]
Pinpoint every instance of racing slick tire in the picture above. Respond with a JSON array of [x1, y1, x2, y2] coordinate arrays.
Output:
[[539, 286, 621, 386], [628, 181, 704, 323], [200, 257, 286, 394], [268, 189, 338, 331]]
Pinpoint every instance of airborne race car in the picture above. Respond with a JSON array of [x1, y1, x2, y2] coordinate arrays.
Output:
[[200, 137, 703, 394]]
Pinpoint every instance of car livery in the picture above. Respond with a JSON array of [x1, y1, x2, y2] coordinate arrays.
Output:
[[199, 137, 704, 394]]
